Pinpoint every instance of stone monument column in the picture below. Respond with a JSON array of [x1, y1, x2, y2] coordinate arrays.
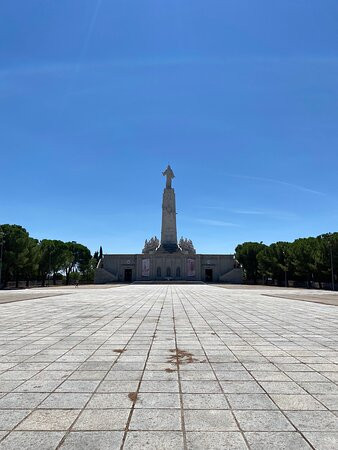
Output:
[[159, 165, 179, 253]]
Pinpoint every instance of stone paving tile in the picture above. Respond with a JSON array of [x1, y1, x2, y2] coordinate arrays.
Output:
[[314, 394, 338, 410], [184, 410, 238, 431], [303, 431, 338, 450], [259, 381, 307, 394], [44, 363, 81, 371], [0, 393, 48, 409], [245, 431, 311, 449], [0, 381, 24, 393], [183, 393, 229, 409], [250, 371, 291, 381], [285, 410, 338, 431], [271, 393, 326, 410], [129, 409, 181, 431], [0, 284, 338, 448], [139, 380, 179, 393], [142, 370, 178, 381], [136, 393, 180, 409], [300, 381, 338, 395], [0, 371, 38, 381], [227, 393, 277, 410], [286, 371, 329, 382], [97, 380, 139, 393], [181, 380, 222, 394], [322, 372, 338, 382], [31, 371, 72, 381], [234, 410, 295, 431], [68, 370, 108, 380], [73, 409, 130, 431], [14, 380, 63, 393], [86, 393, 132, 409], [59, 431, 124, 449], [198, 369, 240, 381], [105, 370, 143, 381], [56, 380, 100, 393], [124, 431, 184, 449], [220, 381, 264, 394], [79, 362, 112, 371], [186, 431, 248, 449], [0, 431, 65, 449], [39, 393, 91, 409], [17, 410, 80, 431], [0, 410, 31, 430]]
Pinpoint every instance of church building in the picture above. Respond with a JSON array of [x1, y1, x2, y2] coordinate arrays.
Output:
[[94, 166, 242, 284]]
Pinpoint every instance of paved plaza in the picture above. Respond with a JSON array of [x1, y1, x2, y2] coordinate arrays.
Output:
[[0, 285, 338, 449]]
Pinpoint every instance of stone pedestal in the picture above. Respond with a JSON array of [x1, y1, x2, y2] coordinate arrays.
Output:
[[159, 187, 179, 253]]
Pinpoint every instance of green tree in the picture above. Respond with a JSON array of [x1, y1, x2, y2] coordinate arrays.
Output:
[[0, 224, 32, 287], [257, 241, 292, 286], [235, 242, 267, 283], [316, 233, 338, 288], [39, 240, 71, 286], [93, 251, 99, 263], [289, 237, 317, 287], [80, 257, 97, 283], [63, 242, 91, 285], [21, 238, 40, 287]]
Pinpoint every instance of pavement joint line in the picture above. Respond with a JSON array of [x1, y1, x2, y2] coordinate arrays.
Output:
[[171, 285, 188, 450], [120, 285, 168, 449]]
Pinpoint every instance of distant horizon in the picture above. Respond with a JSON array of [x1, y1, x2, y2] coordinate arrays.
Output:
[[1, 1, 337, 254]]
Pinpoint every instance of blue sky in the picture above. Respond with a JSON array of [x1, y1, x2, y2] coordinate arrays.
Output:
[[1, 0, 337, 254]]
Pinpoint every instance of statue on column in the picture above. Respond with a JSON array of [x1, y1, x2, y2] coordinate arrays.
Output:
[[162, 165, 175, 189]]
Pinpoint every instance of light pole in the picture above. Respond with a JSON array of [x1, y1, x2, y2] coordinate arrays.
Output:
[[0, 230, 4, 288]]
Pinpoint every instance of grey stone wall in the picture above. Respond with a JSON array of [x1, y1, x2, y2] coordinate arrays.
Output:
[[95, 252, 242, 283]]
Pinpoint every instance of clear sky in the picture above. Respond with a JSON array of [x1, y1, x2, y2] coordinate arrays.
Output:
[[1, 0, 337, 254]]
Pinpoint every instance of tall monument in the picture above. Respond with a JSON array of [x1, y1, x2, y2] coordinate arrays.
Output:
[[159, 165, 179, 253], [95, 164, 243, 283]]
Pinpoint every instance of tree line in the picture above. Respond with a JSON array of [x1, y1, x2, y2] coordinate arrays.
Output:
[[0, 224, 101, 288], [1, 224, 336, 289], [235, 232, 337, 289]]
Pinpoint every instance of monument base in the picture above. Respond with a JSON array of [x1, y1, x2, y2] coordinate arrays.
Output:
[[95, 253, 243, 284], [156, 243, 181, 253]]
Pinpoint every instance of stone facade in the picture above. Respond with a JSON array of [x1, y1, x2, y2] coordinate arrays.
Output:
[[95, 253, 242, 283], [95, 166, 243, 284]]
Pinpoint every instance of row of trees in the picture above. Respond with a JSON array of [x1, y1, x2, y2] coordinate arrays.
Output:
[[0, 224, 100, 287], [235, 232, 337, 288]]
